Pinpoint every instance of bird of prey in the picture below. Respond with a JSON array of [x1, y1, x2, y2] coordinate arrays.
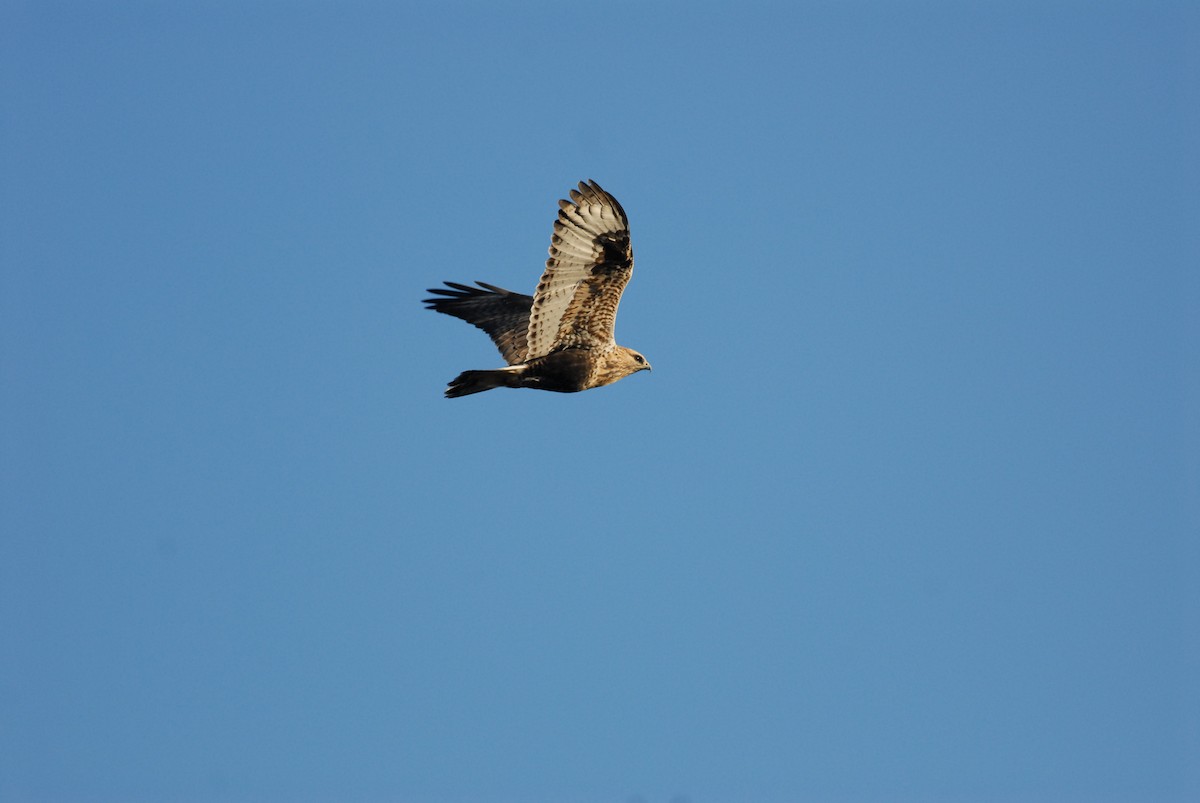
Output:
[[424, 180, 651, 398]]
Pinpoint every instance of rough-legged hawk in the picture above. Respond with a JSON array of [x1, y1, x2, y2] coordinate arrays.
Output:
[[424, 180, 650, 398]]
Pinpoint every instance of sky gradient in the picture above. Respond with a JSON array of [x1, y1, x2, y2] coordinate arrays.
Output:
[[3, 2, 1198, 802]]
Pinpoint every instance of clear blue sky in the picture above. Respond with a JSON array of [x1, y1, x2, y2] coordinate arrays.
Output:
[[2, 2, 1197, 802]]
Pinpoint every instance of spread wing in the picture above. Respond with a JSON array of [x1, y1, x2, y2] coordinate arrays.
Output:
[[525, 180, 633, 360], [423, 281, 532, 365]]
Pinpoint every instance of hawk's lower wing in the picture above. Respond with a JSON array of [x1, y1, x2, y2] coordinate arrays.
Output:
[[423, 282, 533, 365]]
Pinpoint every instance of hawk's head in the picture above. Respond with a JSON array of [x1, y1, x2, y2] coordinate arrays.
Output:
[[593, 346, 652, 388], [622, 347, 652, 374]]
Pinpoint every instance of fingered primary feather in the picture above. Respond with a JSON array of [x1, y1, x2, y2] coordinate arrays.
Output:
[[422, 282, 533, 365]]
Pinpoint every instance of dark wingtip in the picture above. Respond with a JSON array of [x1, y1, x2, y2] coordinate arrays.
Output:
[[423, 280, 509, 308]]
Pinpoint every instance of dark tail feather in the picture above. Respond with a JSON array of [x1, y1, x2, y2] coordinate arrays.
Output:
[[445, 368, 519, 398]]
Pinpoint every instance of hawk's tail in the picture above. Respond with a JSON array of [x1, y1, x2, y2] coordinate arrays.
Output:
[[445, 367, 523, 398]]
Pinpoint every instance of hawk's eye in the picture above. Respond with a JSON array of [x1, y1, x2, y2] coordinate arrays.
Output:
[[634, 355, 645, 363]]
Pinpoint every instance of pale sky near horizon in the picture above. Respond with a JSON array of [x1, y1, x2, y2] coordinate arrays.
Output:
[[3, 2, 1198, 802]]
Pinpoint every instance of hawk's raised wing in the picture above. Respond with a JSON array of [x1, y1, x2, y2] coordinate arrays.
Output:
[[422, 282, 532, 365], [525, 180, 633, 360]]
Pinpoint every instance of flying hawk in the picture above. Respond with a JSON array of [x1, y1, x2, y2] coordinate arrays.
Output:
[[424, 180, 651, 398]]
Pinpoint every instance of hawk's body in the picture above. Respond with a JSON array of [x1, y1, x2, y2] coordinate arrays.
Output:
[[424, 180, 650, 398]]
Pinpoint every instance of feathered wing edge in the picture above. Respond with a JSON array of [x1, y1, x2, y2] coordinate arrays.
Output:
[[422, 281, 533, 365], [526, 179, 633, 359]]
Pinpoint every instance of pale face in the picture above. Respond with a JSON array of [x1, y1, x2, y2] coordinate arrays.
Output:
[[592, 346, 652, 388], [622, 348, 652, 374]]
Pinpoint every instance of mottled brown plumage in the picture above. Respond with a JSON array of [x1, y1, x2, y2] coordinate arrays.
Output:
[[424, 180, 650, 398]]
